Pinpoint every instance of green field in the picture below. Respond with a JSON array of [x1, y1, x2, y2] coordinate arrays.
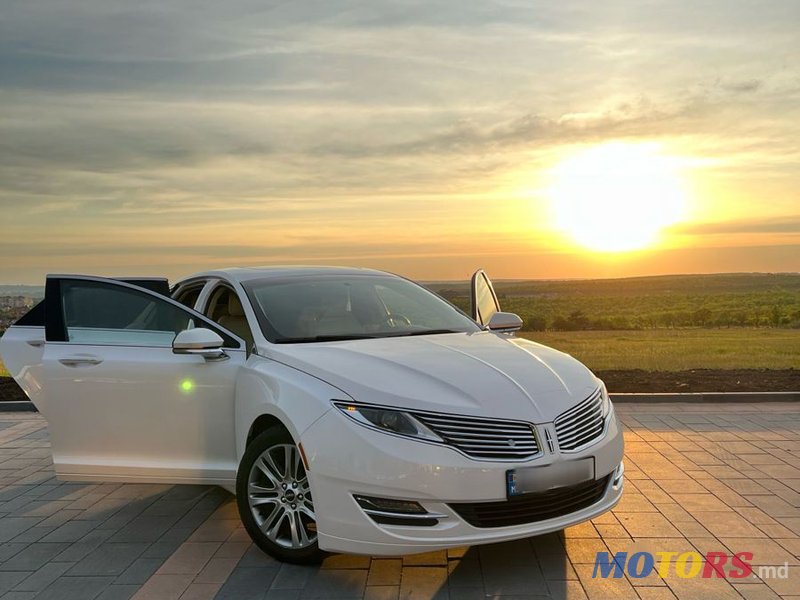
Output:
[[519, 328, 800, 371], [430, 273, 800, 331], [427, 273, 800, 372]]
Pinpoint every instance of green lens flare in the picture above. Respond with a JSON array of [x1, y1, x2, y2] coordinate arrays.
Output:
[[180, 379, 194, 393]]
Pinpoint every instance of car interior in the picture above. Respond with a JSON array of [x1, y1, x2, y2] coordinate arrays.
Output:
[[206, 286, 255, 350]]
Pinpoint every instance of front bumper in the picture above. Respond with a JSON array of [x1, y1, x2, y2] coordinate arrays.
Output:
[[301, 407, 624, 556]]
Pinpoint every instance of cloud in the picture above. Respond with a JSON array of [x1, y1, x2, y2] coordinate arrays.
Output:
[[720, 79, 762, 93], [0, 0, 798, 282]]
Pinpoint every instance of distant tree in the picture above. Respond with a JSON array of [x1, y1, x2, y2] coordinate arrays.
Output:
[[552, 315, 570, 331], [770, 305, 782, 327], [713, 311, 732, 328], [567, 310, 590, 330], [610, 316, 632, 330], [692, 308, 712, 326], [659, 312, 676, 328], [525, 316, 547, 331]]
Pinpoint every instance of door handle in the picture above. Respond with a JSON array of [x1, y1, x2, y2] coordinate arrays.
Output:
[[26, 339, 44, 348], [59, 356, 103, 367]]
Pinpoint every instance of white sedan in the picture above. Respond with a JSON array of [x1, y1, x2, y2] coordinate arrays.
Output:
[[0, 267, 624, 563]]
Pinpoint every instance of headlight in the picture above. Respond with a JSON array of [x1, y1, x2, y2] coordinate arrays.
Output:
[[333, 402, 442, 442], [599, 381, 612, 418]]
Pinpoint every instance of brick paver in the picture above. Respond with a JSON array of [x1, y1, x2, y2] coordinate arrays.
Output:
[[0, 402, 797, 599]]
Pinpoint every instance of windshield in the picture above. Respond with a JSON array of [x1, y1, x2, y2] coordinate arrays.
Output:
[[243, 275, 480, 343]]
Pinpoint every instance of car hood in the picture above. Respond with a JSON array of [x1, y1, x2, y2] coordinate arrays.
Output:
[[266, 331, 599, 423]]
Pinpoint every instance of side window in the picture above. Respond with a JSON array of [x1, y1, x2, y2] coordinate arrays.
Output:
[[61, 280, 194, 347], [15, 299, 46, 327], [173, 284, 204, 309], [204, 285, 255, 350]]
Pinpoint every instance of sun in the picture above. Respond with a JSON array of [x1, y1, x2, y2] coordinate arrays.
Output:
[[547, 142, 688, 252]]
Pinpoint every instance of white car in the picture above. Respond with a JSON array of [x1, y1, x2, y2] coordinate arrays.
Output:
[[0, 267, 623, 563]]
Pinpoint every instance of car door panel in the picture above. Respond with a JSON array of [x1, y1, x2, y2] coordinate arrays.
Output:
[[0, 325, 47, 408], [43, 342, 243, 483], [29, 275, 246, 485]]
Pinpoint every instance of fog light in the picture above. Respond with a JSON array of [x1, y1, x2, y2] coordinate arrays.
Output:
[[353, 495, 447, 527], [613, 462, 624, 488], [354, 495, 426, 514]]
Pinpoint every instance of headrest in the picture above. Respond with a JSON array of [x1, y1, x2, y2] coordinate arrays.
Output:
[[228, 294, 245, 317]]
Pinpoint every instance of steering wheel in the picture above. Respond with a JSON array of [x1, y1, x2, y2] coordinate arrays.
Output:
[[383, 313, 412, 328]]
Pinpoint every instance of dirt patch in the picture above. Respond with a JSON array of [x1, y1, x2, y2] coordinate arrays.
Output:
[[2, 369, 799, 401], [598, 368, 800, 393]]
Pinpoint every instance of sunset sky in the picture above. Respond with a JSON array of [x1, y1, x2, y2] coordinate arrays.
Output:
[[1, 0, 798, 284]]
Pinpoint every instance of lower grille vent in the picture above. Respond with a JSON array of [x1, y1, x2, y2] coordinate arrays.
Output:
[[449, 475, 610, 528]]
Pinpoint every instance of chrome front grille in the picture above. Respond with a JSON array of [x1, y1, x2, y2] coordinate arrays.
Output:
[[413, 412, 539, 460], [554, 388, 605, 451]]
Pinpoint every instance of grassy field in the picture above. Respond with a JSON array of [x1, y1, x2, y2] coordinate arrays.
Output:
[[430, 273, 800, 330], [519, 328, 800, 371]]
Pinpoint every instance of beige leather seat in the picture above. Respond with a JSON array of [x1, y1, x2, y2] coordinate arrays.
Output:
[[218, 294, 254, 350]]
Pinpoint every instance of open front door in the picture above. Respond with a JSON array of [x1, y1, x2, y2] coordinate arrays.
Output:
[[470, 269, 501, 327], [34, 275, 245, 485]]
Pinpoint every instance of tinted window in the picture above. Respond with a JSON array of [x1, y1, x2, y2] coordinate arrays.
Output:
[[61, 280, 194, 346], [15, 300, 46, 327], [117, 278, 170, 296], [174, 285, 203, 309], [244, 275, 480, 343]]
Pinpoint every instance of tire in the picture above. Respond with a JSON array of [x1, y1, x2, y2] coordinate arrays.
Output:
[[236, 426, 325, 564]]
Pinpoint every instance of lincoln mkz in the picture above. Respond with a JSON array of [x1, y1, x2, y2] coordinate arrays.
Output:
[[0, 267, 624, 562]]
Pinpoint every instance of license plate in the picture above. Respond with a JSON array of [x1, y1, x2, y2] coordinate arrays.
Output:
[[506, 458, 595, 498]]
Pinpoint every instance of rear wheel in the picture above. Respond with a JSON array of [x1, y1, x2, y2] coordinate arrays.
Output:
[[236, 426, 324, 564]]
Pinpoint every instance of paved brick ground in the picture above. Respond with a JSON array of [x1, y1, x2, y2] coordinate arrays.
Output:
[[0, 403, 797, 599]]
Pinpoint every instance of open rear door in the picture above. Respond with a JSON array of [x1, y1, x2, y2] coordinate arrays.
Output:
[[2, 274, 247, 485], [470, 269, 501, 327], [0, 277, 170, 409]]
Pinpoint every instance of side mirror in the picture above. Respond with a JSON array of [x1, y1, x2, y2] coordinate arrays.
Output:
[[487, 312, 523, 333], [173, 328, 227, 360]]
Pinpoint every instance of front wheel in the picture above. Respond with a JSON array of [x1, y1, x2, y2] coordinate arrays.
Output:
[[236, 427, 324, 564]]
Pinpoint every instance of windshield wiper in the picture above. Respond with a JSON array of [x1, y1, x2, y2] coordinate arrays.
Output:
[[385, 329, 462, 337], [274, 329, 465, 343], [274, 334, 381, 344]]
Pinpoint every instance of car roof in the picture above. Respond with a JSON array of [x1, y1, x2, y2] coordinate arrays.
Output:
[[182, 265, 392, 284]]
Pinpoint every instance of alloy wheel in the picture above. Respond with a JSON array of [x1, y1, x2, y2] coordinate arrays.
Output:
[[247, 443, 316, 549]]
